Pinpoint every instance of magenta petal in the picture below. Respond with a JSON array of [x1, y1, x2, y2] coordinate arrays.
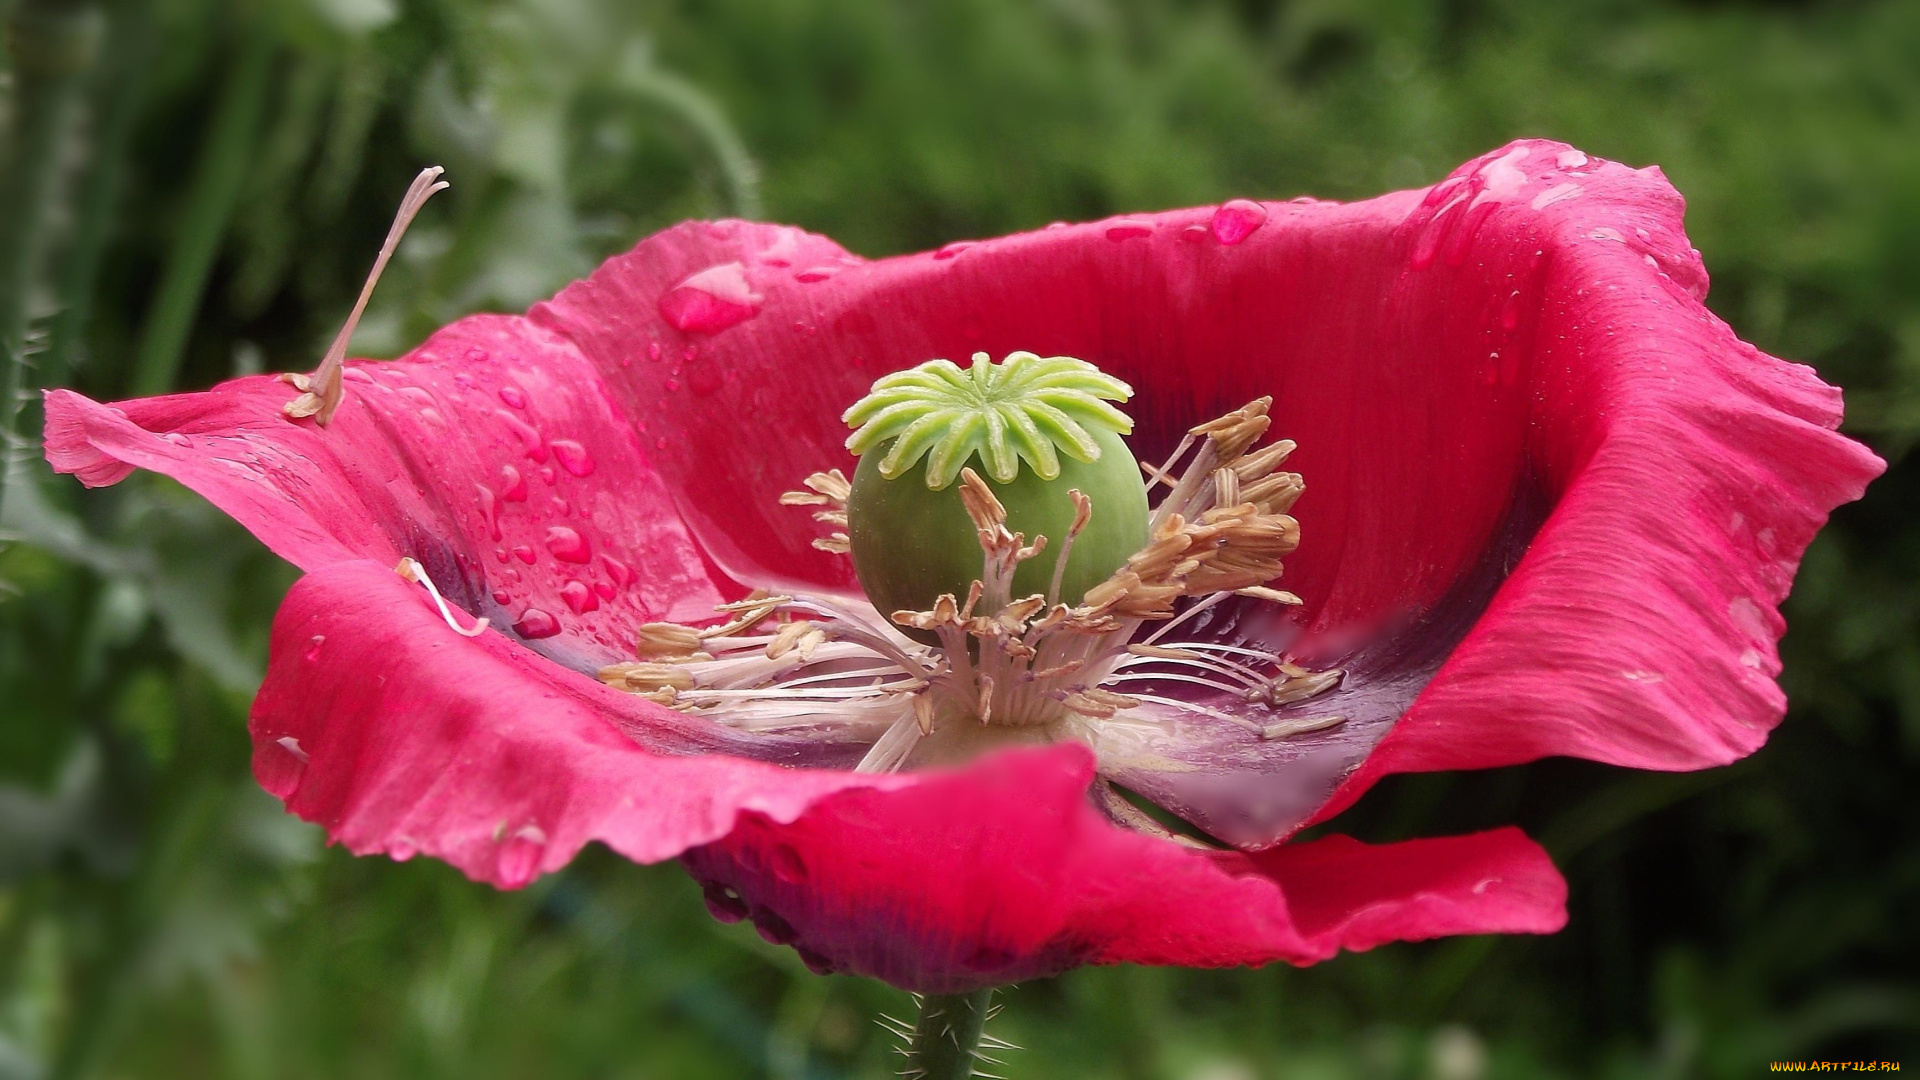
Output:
[[252, 559, 901, 885], [43, 314, 726, 670], [683, 748, 1564, 990]]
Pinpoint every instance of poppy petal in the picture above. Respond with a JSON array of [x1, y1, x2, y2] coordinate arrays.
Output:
[[44, 314, 727, 675], [683, 746, 1564, 990], [251, 558, 894, 887]]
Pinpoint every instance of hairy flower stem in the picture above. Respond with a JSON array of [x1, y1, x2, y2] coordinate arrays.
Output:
[[903, 989, 997, 1080]]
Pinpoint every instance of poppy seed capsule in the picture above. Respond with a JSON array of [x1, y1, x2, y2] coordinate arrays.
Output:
[[842, 352, 1150, 618]]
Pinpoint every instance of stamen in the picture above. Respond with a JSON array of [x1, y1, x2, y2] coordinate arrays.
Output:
[[284, 168, 448, 424], [636, 621, 704, 660], [1260, 714, 1347, 740], [395, 558, 490, 637], [1046, 488, 1091, 605]]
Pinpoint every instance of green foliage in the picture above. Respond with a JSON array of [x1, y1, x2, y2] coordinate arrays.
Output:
[[1, 0, 1916, 1076]]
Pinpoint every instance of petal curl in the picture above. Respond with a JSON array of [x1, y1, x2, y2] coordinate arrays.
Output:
[[682, 747, 1564, 991]]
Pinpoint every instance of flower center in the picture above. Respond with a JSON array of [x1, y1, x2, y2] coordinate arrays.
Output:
[[599, 356, 1343, 783]]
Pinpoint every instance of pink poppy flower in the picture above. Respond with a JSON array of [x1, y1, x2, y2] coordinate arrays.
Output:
[[42, 140, 1880, 992]]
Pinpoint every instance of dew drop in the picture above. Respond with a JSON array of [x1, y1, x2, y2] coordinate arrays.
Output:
[[475, 483, 502, 541], [659, 262, 762, 333], [305, 635, 326, 661], [1179, 223, 1210, 243], [545, 525, 592, 564], [539, 466, 555, 485], [932, 240, 975, 260], [499, 464, 528, 502], [664, 378, 680, 392], [647, 341, 662, 361], [496, 410, 548, 461], [1105, 220, 1153, 241], [770, 844, 809, 884], [600, 555, 633, 585], [593, 581, 616, 601], [162, 432, 192, 447], [559, 580, 599, 614], [1557, 149, 1590, 169], [793, 265, 838, 283], [550, 439, 595, 476], [400, 386, 436, 408], [511, 545, 537, 565], [497, 385, 528, 409], [513, 607, 560, 639], [1210, 199, 1269, 245], [491, 588, 512, 604], [1500, 289, 1523, 331], [494, 548, 510, 563], [342, 367, 374, 384], [654, 436, 669, 450], [465, 348, 491, 363]]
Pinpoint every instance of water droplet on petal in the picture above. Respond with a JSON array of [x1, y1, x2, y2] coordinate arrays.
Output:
[[1105, 220, 1153, 241], [475, 483, 502, 541], [1210, 199, 1269, 245], [513, 608, 560, 639], [793, 265, 838, 283], [659, 262, 762, 333], [497, 385, 528, 409], [932, 241, 975, 260], [1500, 289, 1523, 330], [465, 348, 490, 363], [1557, 149, 1589, 169], [305, 635, 326, 661], [162, 432, 192, 447], [593, 581, 616, 600], [550, 440, 595, 476], [545, 525, 592, 564], [499, 464, 528, 502], [496, 410, 548, 461], [600, 555, 632, 585], [647, 341, 663, 361], [1179, 223, 1209, 243], [511, 545, 537, 565], [654, 436, 669, 451], [559, 580, 598, 613], [770, 844, 808, 884], [538, 466, 556, 485], [342, 367, 374, 384]]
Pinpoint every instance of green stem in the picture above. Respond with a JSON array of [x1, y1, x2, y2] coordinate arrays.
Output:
[[125, 21, 273, 397], [904, 989, 996, 1080], [623, 66, 762, 219], [0, 0, 101, 520]]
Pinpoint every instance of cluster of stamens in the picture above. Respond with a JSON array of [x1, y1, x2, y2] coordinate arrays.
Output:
[[596, 396, 1343, 778]]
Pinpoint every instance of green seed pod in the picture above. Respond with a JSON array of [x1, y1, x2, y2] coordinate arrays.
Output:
[[842, 351, 1150, 618]]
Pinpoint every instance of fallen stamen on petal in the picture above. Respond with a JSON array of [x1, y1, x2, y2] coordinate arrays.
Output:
[[284, 167, 448, 425], [394, 558, 490, 637]]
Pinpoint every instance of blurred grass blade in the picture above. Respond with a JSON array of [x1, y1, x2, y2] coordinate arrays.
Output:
[[0, 0, 103, 521], [126, 24, 275, 397]]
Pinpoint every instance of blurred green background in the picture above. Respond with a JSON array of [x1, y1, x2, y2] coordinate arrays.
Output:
[[2, 0, 1916, 1076]]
